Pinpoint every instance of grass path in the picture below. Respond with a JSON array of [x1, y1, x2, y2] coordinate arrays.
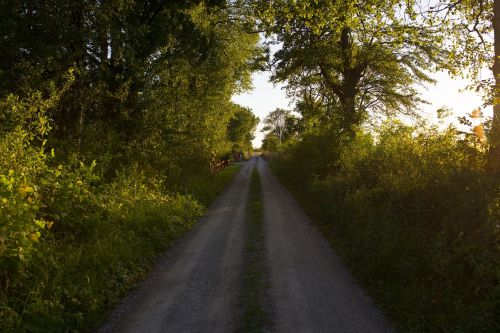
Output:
[[237, 168, 272, 332]]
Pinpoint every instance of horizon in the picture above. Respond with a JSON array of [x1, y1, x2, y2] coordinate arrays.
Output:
[[233, 69, 492, 148]]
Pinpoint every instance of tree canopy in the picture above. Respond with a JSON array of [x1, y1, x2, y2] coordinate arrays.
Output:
[[258, 0, 452, 136], [0, 0, 262, 176], [228, 104, 260, 153]]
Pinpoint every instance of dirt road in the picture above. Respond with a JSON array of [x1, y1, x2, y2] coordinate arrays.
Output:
[[100, 157, 393, 332], [99, 160, 255, 333], [257, 156, 393, 333]]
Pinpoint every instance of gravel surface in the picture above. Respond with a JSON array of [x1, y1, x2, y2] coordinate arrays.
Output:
[[99, 156, 394, 333], [98, 160, 255, 333], [257, 156, 394, 333]]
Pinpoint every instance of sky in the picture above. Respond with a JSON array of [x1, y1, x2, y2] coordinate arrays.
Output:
[[232, 69, 492, 148], [232, 72, 289, 147]]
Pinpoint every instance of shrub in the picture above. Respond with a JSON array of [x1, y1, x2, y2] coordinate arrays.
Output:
[[273, 120, 500, 332], [0, 89, 233, 332]]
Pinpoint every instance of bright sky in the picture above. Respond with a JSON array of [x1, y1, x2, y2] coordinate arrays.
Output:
[[232, 68, 493, 148], [232, 71, 289, 147]]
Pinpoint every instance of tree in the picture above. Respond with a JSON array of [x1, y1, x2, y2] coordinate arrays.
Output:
[[261, 108, 300, 149], [493, 0, 500, 173], [421, 0, 497, 173], [0, 0, 263, 177], [258, 0, 450, 136], [262, 108, 288, 144], [261, 133, 281, 152], [227, 105, 259, 153], [137, 2, 262, 175]]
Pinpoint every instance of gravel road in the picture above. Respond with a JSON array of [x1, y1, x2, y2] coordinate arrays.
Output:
[[99, 156, 393, 332], [257, 156, 394, 333], [99, 159, 255, 333]]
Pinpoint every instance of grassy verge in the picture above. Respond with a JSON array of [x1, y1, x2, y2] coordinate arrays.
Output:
[[176, 164, 243, 206], [269, 158, 499, 333], [0, 165, 242, 333], [237, 168, 271, 333]]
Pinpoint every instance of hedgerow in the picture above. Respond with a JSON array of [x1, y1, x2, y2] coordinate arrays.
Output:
[[271, 121, 499, 332], [0, 90, 239, 332]]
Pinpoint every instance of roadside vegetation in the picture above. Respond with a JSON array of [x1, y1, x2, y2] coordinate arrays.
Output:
[[258, 0, 499, 332], [0, 1, 258, 332], [0, 89, 244, 332], [238, 167, 271, 333], [270, 122, 498, 332], [1, 0, 499, 332]]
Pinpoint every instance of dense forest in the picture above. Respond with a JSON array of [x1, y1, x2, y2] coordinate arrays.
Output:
[[0, 0, 499, 332]]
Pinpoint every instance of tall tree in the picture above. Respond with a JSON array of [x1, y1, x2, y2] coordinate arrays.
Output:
[[136, 1, 262, 174], [258, 0, 450, 136], [227, 105, 259, 152], [0, 0, 263, 177], [491, 0, 499, 173], [262, 108, 299, 144]]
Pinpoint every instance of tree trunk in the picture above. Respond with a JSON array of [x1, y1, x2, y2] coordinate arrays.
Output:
[[488, 0, 500, 174], [338, 27, 364, 137], [340, 95, 358, 137]]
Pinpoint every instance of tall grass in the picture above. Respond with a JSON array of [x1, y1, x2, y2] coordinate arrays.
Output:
[[176, 164, 243, 206], [0, 165, 242, 333], [271, 122, 499, 332]]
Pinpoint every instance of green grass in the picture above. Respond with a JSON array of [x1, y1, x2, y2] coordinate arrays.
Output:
[[237, 168, 271, 333], [0, 166, 242, 333], [269, 158, 499, 333], [176, 164, 242, 206]]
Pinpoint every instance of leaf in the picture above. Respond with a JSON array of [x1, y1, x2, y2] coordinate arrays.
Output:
[[30, 233, 39, 242], [18, 185, 34, 195], [34, 219, 45, 228]]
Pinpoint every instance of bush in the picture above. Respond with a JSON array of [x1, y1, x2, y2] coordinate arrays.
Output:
[[273, 121, 500, 332], [0, 162, 208, 332], [0, 90, 240, 332]]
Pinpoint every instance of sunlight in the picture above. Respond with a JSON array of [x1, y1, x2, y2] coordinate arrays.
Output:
[[233, 69, 493, 148]]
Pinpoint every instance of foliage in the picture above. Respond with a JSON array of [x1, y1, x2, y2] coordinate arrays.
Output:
[[0, 183, 203, 333], [257, 0, 451, 135], [272, 121, 499, 332], [259, 1, 499, 328], [0, 87, 98, 278], [227, 104, 259, 153], [261, 134, 282, 153], [0, 0, 262, 178], [423, 0, 493, 79], [135, 2, 262, 175], [0, 1, 258, 329], [261, 108, 300, 145], [0, 144, 240, 332], [420, 0, 498, 174], [173, 164, 243, 207]]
